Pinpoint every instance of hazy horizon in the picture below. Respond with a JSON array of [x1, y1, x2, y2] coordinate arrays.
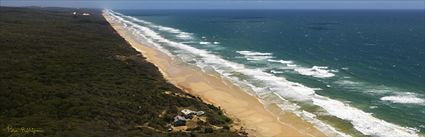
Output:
[[2, 0, 425, 10]]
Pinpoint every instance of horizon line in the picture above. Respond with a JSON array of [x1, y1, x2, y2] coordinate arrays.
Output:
[[3, 6, 425, 10]]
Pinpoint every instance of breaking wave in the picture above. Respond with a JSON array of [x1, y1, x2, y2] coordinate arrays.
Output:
[[237, 51, 335, 78], [381, 93, 425, 105]]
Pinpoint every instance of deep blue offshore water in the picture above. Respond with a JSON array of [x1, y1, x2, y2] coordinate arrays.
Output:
[[112, 10, 425, 136]]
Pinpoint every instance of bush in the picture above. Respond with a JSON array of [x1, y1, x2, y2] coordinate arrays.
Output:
[[223, 125, 230, 130], [204, 127, 214, 133], [0, 7, 239, 137]]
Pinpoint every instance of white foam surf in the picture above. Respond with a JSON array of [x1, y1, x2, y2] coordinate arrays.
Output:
[[335, 79, 425, 105], [105, 10, 420, 137], [199, 41, 211, 45], [268, 59, 293, 64], [268, 59, 335, 78], [237, 50, 273, 56], [270, 70, 284, 74], [122, 14, 195, 41], [294, 66, 336, 78], [247, 56, 274, 61], [237, 50, 274, 61], [176, 32, 193, 40], [313, 97, 419, 137], [381, 93, 425, 105]]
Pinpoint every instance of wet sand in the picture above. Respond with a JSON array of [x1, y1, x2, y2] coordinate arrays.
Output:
[[104, 13, 327, 137]]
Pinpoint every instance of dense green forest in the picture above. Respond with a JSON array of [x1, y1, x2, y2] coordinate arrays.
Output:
[[0, 7, 241, 137]]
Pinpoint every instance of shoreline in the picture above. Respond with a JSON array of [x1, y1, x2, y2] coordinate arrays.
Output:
[[103, 13, 327, 137]]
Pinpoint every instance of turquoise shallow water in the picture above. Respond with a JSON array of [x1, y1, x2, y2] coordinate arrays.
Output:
[[110, 10, 425, 136]]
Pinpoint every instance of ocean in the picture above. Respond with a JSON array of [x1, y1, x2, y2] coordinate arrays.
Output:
[[107, 9, 425, 136]]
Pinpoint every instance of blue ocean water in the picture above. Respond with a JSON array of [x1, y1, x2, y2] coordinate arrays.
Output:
[[108, 10, 425, 136]]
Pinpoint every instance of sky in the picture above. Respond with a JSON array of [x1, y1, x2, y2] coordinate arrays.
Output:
[[2, 0, 425, 9]]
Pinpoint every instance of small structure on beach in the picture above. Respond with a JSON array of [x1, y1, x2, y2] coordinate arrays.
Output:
[[173, 115, 187, 127], [174, 115, 186, 121], [181, 109, 205, 116], [181, 109, 193, 115], [172, 109, 206, 127], [173, 119, 186, 127], [196, 111, 205, 115]]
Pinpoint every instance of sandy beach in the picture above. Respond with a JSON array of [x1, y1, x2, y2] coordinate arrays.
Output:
[[104, 13, 327, 137]]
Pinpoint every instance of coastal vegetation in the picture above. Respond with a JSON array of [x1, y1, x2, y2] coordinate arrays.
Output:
[[0, 7, 240, 136]]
